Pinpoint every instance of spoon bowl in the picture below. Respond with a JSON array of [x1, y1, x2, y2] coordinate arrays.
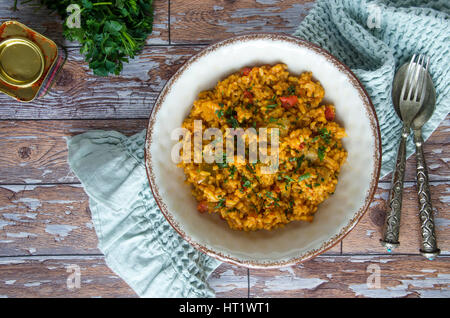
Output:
[[392, 62, 436, 130]]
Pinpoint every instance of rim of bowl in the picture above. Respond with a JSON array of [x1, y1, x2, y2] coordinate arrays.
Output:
[[144, 33, 382, 269]]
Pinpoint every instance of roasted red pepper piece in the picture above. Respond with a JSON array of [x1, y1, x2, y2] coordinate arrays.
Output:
[[240, 67, 252, 76], [280, 95, 298, 109], [325, 106, 335, 121], [197, 201, 209, 213], [243, 90, 254, 103]]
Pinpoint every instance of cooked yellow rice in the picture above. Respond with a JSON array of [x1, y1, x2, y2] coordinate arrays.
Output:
[[179, 63, 347, 231]]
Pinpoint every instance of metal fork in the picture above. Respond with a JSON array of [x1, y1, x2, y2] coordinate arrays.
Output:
[[380, 54, 429, 252]]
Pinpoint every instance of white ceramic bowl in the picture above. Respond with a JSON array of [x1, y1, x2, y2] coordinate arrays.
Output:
[[145, 34, 381, 268]]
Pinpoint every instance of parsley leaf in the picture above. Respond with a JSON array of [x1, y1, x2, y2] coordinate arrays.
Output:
[[30, 0, 155, 76], [318, 146, 326, 161], [298, 173, 311, 182]]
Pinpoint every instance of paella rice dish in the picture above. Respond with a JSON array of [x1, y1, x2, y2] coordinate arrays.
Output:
[[178, 63, 347, 231]]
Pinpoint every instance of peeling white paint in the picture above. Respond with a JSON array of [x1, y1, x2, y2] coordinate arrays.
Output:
[[421, 269, 437, 273], [12, 198, 41, 211], [435, 217, 450, 230], [256, 0, 279, 4], [263, 275, 327, 292], [0, 259, 25, 265], [41, 169, 53, 177], [350, 274, 450, 298], [45, 224, 78, 240], [24, 282, 41, 287], [23, 179, 43, 184], [6, 232, 37, 238], [206, 269, 247, 293], [366, 230, 376, 238], [0, 220, 15, 229], [349, 283, 410, 298], [45, 200, 76, 204], [4, 280, 16, 285], [348, 256, 394, 264]]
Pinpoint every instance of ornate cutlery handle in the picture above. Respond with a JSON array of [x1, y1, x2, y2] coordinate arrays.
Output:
[[413, 129, 440, 260], [380, 125, 409, 251]]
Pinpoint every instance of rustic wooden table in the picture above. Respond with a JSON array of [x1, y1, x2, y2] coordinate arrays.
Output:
[[0, 1, 448, 298]]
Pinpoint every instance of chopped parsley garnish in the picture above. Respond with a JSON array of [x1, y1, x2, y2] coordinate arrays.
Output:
[[217, 153, 228, 169], [226, 116, 240, 128], [318, 128, 332, 144], [266, 104, 277, 109], [245, 164, 255, 174], [265, 191, 280, 207], [283, 175, 295, 183], [287, 85, 296, 95], [298, 173, 311, 182], [283, 175, 295, 190], [318, 146, 326, 161], [294, 155, 305, 172], [242, 179, 252, 188], [229, 165, 237, 179], [215, 197, 226, 209], [269, 117, 278, 123], [215, 109, 224, 118]]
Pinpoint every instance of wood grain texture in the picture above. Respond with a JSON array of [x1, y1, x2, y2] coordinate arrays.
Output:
[[0, 120, 147, 184], [0, 184, 98, 256], [342, 182, 449, 255], [0, 183, 340, 256], [249, 255, 450, 298], [0, 46, 202, 119], [0, 0, 449, 299], [380, 115, 450, 182], [5, 0, 169, 45], [0, 257, 244, 298], [5, 182, 448, 257], [208, 264, 249, 298], [170, 0, 315, 44], [0, 255, 137, 298], [0, 117, 447, 184]]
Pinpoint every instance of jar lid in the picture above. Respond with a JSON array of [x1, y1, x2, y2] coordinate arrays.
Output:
[[0, 37, 44, 87]]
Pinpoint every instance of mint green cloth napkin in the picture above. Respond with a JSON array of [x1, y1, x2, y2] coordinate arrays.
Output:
[[294, 0, 449, 177], [67, 0, 449, 297], [67, 130, 221, 297]]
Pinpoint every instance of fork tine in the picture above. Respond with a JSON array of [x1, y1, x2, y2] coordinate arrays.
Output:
[[418, 56, 430, 104], [413, 54, 426, 102], [400, 54, 416, 101], [407, 54, 424, 102]]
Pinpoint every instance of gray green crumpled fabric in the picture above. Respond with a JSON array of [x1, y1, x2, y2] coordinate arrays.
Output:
[[67, 0, 449, 297]]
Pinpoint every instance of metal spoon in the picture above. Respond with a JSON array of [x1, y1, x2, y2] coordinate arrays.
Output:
[[380, 55, 428, 252], [392, 62, 440, 260]]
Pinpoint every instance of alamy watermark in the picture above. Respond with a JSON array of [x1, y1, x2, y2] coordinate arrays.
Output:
[[171, 120, 280, 174], [66, 264, 81, 290], [366, 264, 381, 289], [367, 3, 382, 29], [66, 4, 81, 29]]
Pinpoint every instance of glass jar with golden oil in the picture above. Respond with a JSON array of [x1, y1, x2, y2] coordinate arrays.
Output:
[[0, 21, 66, 102]]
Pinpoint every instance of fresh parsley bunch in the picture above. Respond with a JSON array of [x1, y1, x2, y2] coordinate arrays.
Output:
[[36, 0, 154, 76]]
